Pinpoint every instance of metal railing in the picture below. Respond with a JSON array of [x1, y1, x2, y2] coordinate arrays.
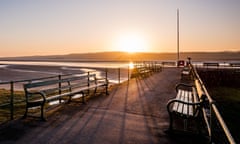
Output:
[[0, 69, 122, 123], [1, 61, 236, 143], [0, 62, 162, 124], [191, 64, 236, 144]]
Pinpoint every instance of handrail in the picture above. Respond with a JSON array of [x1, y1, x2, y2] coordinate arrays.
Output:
[[191, 64, 236, 144], [0, 70, 99, 121], [0, 71, 96, 85]]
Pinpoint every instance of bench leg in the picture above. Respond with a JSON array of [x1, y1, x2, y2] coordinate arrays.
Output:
[[167, 103, 173, 130], [81, 91, 86, 104], [105, 84, 109, 95], [184, 119, 188, 131], [196, 116, 202, 134], [22, 105, 28, 119], [168, 113, 173, 130], [40, 103, 46, 121], [67, 94, 72, 103], [94, 87, 97, 96]]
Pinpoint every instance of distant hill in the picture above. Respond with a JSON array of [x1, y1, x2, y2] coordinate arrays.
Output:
[[0, 51, 240, 62]]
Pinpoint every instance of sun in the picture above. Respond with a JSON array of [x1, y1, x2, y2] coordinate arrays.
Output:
[[115, 33, 148, 53]]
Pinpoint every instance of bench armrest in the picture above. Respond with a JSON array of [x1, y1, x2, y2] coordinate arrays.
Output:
[[95, 77, 108, 84], [27, 91, 47, 102], [95, 77, 106, 81]]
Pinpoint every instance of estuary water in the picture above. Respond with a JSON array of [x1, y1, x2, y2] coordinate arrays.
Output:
[[0, 61, 130, 68], [0, 61, 132, 84]]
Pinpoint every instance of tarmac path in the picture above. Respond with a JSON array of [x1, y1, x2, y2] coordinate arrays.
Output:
[[0, 67, 208, 144]]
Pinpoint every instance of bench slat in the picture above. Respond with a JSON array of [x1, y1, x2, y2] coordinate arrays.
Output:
[[188, 91, 193, 116], [173, 90, 195, 117], [182, 91, 189, 115], [177, 90, 185, 114], [172, 90, 182, 111]]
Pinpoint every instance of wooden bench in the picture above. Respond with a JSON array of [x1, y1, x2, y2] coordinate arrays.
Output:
[[229, 62, 240, 67], [23, 73, 108, 120], [136, 66, 152, 77], [167, 79, 206, 131], [181, 66, 193, 80], [203, 62, 219, 68]]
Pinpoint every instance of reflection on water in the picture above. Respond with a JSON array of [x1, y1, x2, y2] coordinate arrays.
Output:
[[129, 62, 134, 69], [0, 61, 130, 68]]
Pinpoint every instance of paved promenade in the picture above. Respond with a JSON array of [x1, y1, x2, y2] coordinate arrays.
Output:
[[0, 67, 208, 144]]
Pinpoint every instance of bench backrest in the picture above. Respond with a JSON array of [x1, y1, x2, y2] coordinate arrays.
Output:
[[24, 74, 97, 94], [192, 79, 206, 107], [203, 62, 219, 67], [190, 79, 206, 116]]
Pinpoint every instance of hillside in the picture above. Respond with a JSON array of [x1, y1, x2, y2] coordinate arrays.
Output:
[[0, 51, 240, 62]]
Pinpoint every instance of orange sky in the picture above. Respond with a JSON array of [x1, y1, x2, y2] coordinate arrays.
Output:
[[0, 0, 240, 57]]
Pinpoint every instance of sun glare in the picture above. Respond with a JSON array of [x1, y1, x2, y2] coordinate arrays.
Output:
[[115, 33, 148, 53], [129, 62, 134, 69]]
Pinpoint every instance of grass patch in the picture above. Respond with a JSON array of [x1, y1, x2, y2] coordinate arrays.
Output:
[[0, 89, 26, 123], [210, 87, 240, 102], [208, 86, 240, 143], [0, 87, 106, 123]]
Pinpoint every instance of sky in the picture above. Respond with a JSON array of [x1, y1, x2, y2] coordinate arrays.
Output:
[[0, 0, 240, 57]]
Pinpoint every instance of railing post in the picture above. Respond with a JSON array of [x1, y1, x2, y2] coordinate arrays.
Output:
[[105, 68, 108, 80], [105, 68, 108, 95], [58, 75, 62, 103], [10, 81, 14, 120], [118, 68, 120, 84], [88, 71, 90, 95], [210, 102, 213, 143], [128, 65, 130, 81]]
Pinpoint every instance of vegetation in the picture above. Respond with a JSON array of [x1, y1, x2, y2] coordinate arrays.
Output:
[[208, 86, 240, 142], [197, 68, 240, 142], [0, 88, 101, 124], [0, 89, 26, 123]]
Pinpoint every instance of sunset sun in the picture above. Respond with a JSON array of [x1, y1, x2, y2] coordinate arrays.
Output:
[[115, 33, 148, 53]]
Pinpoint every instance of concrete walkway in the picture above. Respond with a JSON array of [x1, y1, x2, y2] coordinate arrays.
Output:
[[0, 67, 208, 144]]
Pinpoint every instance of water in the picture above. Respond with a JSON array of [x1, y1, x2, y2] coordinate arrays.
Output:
[[0, 61, 130, 68], [0, 61, 134, 106], [0, 61, 132, 84]]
